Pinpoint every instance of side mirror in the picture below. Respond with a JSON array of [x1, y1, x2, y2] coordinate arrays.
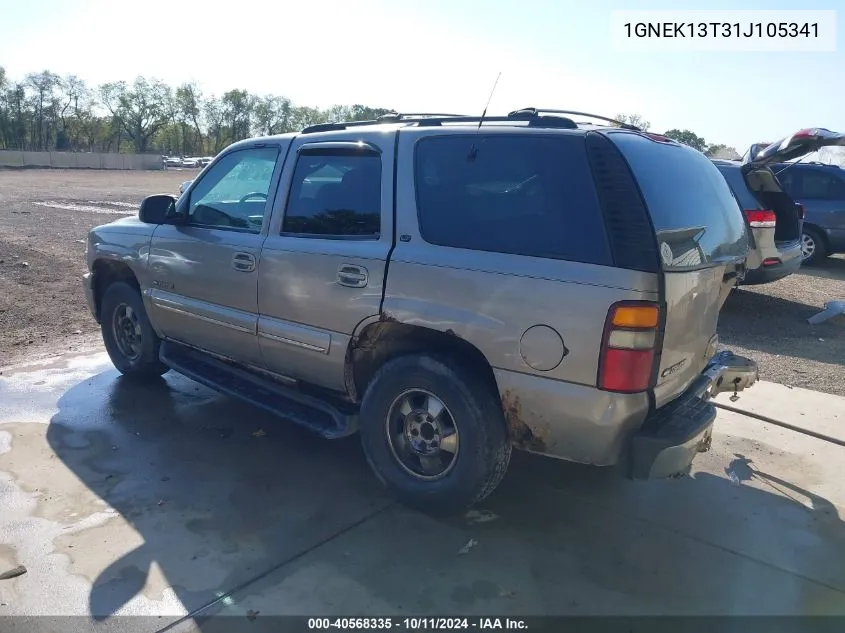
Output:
[[139, 194, 176, 224]]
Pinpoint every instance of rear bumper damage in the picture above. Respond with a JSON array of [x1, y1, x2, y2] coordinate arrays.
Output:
[[629, 351, 758, 480]]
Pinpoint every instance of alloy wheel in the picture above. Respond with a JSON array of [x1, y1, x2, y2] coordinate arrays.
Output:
[[801, 232, 816, 261], [385, 388, 460, 480]]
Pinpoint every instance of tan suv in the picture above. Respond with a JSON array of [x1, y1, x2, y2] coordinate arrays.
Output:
[[83, 109, 760, 513]]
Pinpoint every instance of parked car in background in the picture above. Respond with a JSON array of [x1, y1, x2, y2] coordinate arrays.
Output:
[[163, 156, 183, 168], [181, 157, 200, 168], [769, 161, 845, 264], [83, 109, 760, 513], [713, 128, 845, 282]]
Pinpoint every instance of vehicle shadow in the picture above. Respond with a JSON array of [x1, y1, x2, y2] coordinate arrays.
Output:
[[45, 370, 391, 621], [797, 255, 845, 282], [718, 287, 843, 365], [45, 371, 845, 624]]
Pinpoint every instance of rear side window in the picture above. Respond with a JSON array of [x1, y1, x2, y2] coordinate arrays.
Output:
[[612, 133, 748, 269], [414, 134, 611, 265], [715, 164, 759, 210], [799, 169, 845, 200]]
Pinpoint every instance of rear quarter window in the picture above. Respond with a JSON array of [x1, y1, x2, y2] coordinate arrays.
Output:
[[414, 134, 612, 266], [715, 163, 759, 210], [611, 133, 749, 269]]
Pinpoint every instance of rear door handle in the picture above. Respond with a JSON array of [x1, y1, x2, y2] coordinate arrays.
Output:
[[337, 264, 368, 288], [232, 252, 256, 273]]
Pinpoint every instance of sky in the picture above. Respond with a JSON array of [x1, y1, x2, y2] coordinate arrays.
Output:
[[0, 0, 841, 152]]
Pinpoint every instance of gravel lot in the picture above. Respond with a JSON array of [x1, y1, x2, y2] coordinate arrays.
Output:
[[1, 168, 843, 394], [0, 168, 193, 365], [718, 257, 845, 396]]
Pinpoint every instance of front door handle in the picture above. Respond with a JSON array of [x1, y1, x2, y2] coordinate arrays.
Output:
[[337, 264, 368, 288], [232, 252, 256, 273]]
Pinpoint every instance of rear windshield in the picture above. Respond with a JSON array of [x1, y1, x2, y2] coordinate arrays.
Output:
[[612, 133, 749, 270], [414, 134, 612, 266]]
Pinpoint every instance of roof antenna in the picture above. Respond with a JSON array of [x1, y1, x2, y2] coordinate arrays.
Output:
[[467, 71, 501, 162]]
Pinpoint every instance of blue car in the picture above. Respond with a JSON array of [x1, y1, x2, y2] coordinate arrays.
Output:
[[769, 161, 845, 265]]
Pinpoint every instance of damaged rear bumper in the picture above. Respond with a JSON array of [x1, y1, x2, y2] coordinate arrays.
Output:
[[629, 351, 758, 480]]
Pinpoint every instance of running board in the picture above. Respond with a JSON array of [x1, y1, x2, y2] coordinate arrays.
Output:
[[159, 340, 358, 439]]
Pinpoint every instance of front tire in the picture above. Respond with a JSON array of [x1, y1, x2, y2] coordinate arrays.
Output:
[[359, 354, 511, 514], [100, 282, 169, 379], [801, 227, 827, 265]]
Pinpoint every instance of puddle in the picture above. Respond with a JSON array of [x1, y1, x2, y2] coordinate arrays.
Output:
[[33, 201, 136, 216]]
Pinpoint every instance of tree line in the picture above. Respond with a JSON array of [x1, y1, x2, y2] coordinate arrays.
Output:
[[0, 67, 743, 159], [0, 67, 392, 155], [615, 114, 740, 159]]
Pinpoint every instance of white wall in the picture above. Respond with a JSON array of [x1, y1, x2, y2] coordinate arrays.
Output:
[[0, 150, 162, 170]]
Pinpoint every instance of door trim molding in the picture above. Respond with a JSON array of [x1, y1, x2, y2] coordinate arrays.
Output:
[[258, 331, 327, 354], [155, 303, 254, 334], [147, 289, 256, 334], [257, 316, 331, 355]]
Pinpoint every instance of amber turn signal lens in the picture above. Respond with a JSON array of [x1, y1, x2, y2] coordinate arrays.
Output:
[[611, 305, 659, 329]]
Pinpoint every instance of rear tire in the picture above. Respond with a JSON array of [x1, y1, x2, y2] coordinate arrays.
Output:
[[801, 227, 827, 265], [100, 282, 169, 379], [359, 354, 511, 515]]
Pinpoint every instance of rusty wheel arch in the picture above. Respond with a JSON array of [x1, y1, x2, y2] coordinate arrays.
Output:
[[346, 320, 499, 405]]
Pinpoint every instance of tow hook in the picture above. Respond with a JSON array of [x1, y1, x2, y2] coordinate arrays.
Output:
[[730, 377, 742, 402]]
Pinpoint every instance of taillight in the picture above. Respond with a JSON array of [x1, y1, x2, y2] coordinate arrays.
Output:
[[744, 209, 776, 228], [796, 203, 805, 220], [598, 302, 661, 393]]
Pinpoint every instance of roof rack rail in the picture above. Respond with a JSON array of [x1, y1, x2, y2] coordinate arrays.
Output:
[[377, 112, 471, 120], [300, 110, 581, 134], [508, 108, 641, 131], [301, 112, 473, 134]]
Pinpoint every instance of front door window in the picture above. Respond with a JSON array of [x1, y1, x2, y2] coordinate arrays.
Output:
[[186, 147, 280, 232]]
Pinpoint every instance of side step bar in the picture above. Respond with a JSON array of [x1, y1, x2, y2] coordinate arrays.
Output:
[[159, 340, 358, 439]]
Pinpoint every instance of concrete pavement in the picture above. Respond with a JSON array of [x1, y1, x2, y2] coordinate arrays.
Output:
[[713, 380, 845, 444], [1, 350, 844, 631]]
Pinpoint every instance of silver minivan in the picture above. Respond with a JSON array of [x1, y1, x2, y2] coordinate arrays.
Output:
[[714, 129, 845, 284]]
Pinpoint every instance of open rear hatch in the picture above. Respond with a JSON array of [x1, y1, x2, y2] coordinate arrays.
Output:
[[609, 132, 749, 408], [741, 129, 845, 247]]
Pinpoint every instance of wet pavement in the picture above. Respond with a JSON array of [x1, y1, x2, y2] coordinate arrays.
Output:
[[1, 350, 844, 631]]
